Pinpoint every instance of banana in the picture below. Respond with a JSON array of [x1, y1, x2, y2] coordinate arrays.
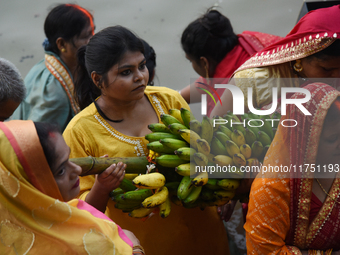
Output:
[[240, 144, 252, 159], [209, 198, 231, 206], [160, 113, 182, 127], [132, 172, 166, 189], [244, 128, 257, 146], [181, 108, 196, 128], [175, 163, 196, 176], [155, 154, 188, 168], [231, 129, 246, 147], [227, 166, 245, 179], [192, 170, 208, 186], [159, 196, 171, 218], [142, 186, 169, 208], [217, 179, 240, 190], [260, 118, 274, 139], [124, 173, 139, 181], [147, 141, 176, 154], [214, 190, 236, 200], [207, 153, 215, 163], [224, 113, 246, 134], [122, 189, 153, 202], [169, 108, 184, 124], [200, 187, 214, 201], [177, 176, 194, 201], [189, 119, 202, 134], [262, 145, 270, 158], [200, 116, 213, 144], [196, 138, 211, 156], [148, 123, 171, 133], [217, 125, 232, 138], [246, 158, 259, 167], [165, 182, 180, 195], [168, 123, 188, 135], [271, 112, 281, 128], [225, 140, 240, 157], [214, 131, 231, 145], [258, 131, 272, 147], [115, 202, 141, 212], [159, 138, 189, 150], [245, 120, 261, 139], [129, 207, 155, 218], [212, 155, 234, 166], [110, 188, 124, 198], [193, 152, 208, 167], [183, 186, 202, 204], [211, 116, 222, 133], [205, 178, 220, 190], [119, 178, 137, 192], [179, 129, 201, 150], [210, 136, 228, 156], [251, 141, 264, 159], [145, 132, 181, 142], [233, 153, 247, 167], [175, 147, 196, 161]]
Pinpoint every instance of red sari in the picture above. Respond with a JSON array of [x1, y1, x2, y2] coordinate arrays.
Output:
[[196, 31, 282, 117], [245, 83, 340, 254]]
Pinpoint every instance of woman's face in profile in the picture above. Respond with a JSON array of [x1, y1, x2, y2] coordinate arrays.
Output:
[[316, 113, 340, 168], [49, 132, 82, 201], [301, 55, 340, 80]]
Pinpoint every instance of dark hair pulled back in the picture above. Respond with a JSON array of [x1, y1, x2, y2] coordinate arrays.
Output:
[[311, 39, 340, 60], [141, 39, 156, 85], [34, 122, 61, 171], [44, 4, 94, 55], [75, 26, 144, 110], [181, 8, 238, 70]]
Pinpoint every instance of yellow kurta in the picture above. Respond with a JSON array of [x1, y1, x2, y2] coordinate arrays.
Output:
[[63, 86, 229, 255]]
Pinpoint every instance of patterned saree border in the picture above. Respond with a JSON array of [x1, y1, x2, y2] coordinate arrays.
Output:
[[294, 90, 340, 248], [236, 34, 335, 72], [45, 54, 80, 115], [305, 91, 340, 246]]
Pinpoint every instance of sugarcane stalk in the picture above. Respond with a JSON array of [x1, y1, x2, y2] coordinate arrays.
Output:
[[70, 156, 149, 176]]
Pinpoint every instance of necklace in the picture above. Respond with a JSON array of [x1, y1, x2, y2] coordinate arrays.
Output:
[[94, 101, 123, 123], [315, 178, 340, 205]]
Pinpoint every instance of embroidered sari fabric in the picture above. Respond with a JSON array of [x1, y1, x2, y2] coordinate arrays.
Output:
[[0, 120, 132, 254], [12, 51, 79, 131], [245, 83, 340, 254], [235, 5, 340, 72], [63, 86, 230, 255], [195, 31, 282, 117]]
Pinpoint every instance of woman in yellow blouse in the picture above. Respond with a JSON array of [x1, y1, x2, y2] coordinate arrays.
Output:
[[63, 26, 230, 255]]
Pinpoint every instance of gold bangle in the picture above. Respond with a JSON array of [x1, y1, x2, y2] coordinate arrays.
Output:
[[133, 245, 145, 255]]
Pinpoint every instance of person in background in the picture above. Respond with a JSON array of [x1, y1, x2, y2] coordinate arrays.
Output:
[[211, 4, 340, 117], [12, 4, 95, 131], [179, 8, 282, 116], [0, 58, 26, 121], [141, 39, 156, 86], [0, 120, 142, 254], [245, 83, 340, 254], [63, 25, 230, 255]]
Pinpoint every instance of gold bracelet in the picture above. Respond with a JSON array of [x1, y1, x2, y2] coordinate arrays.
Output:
[[133, 245, 145, 255]]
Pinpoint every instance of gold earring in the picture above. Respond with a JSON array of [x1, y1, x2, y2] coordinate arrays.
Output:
[[61, 48, 66, 52], [293, 59, 303, 72]]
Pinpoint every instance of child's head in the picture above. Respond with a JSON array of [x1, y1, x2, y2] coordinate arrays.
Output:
[[35, 122, 82, 201]]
